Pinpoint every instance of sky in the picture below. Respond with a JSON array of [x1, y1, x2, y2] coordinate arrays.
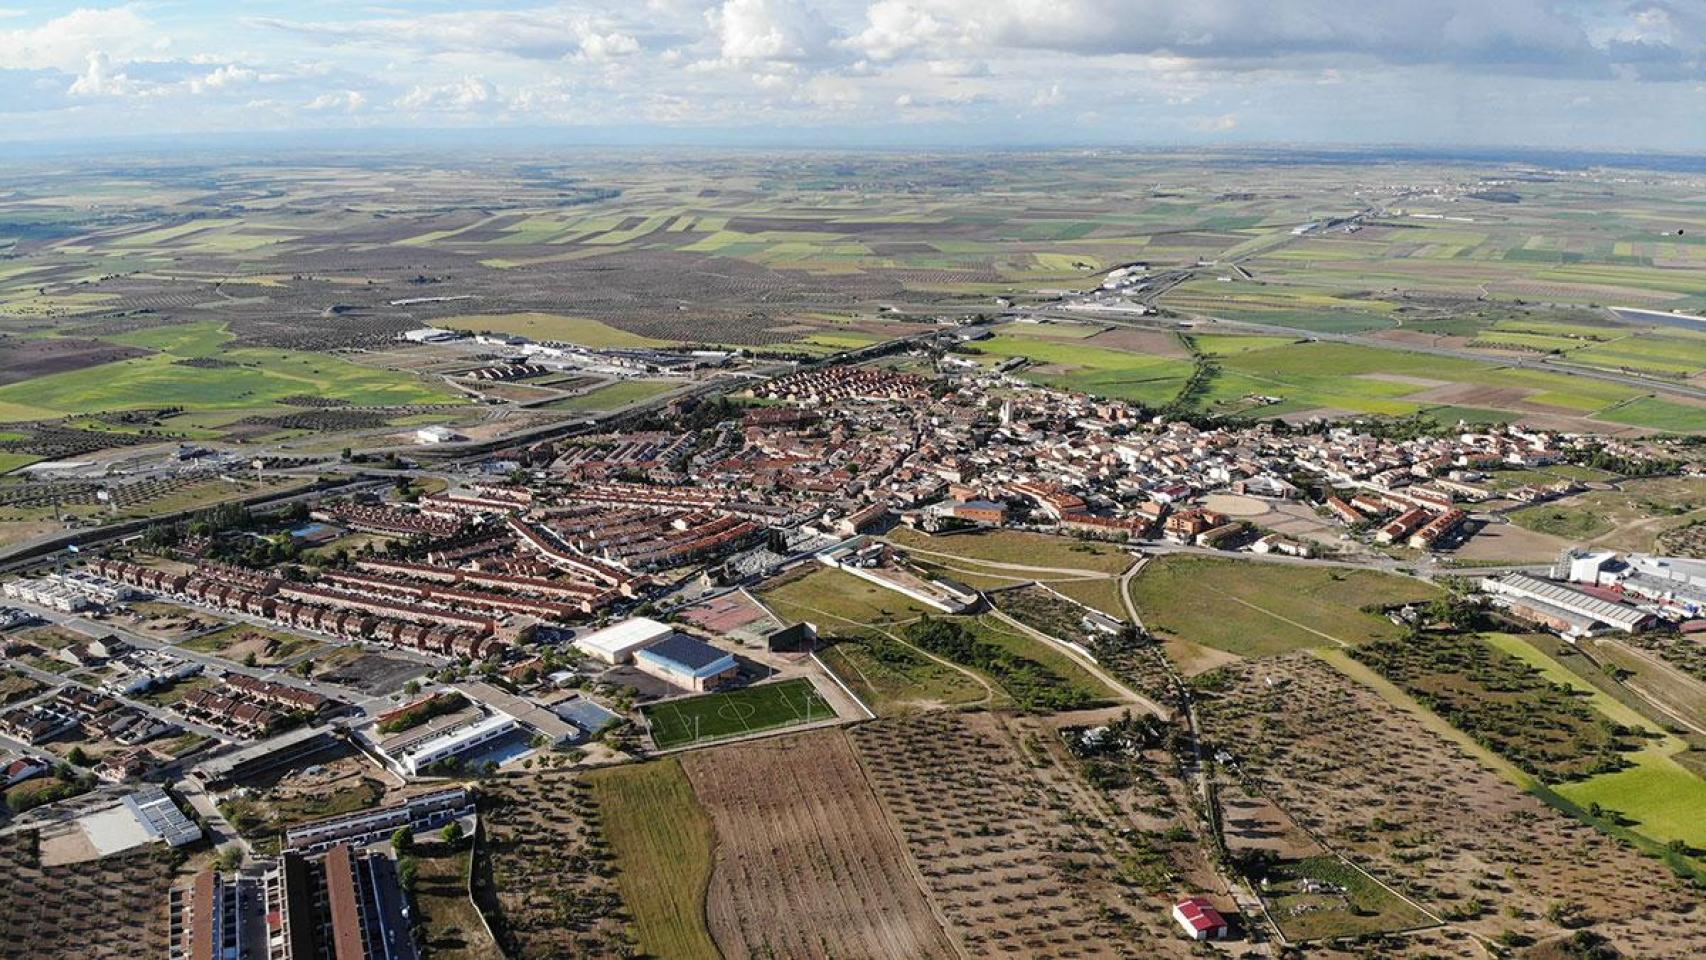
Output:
[[1, 1, 1705, 150]]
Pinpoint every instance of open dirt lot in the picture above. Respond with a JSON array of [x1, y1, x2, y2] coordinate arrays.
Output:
[[680, 729, 957, 960], [1201, 653, 1706, 958]]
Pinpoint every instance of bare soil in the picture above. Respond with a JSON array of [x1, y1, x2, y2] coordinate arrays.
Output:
[[681, 729, 958, 960], [0, 336, 151, 389]]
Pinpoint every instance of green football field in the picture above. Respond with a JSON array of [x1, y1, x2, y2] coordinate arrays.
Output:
[[643, 678, 834, 749]]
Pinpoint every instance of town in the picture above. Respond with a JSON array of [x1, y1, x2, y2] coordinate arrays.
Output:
[[4, 334, 1705, 958]]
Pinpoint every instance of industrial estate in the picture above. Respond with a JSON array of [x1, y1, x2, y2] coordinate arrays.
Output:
[[3, 148, 1706, 960]]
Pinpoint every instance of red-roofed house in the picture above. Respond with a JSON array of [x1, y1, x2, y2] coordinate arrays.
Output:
[[1172, 896, 1229, 941]]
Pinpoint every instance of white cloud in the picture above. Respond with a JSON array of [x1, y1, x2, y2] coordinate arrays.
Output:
[[396, 76, 497, 112], [305, 89, 366, 113], [253, 8, 647, 64], [707, 0, 833, 64], [844, 0, 949, 61], [1031, 83, 1063, 107], [67, 51, 134, 97], [187, 64, 257, 94], [577, 28, 640, 61], [0, 6, 162, 72]]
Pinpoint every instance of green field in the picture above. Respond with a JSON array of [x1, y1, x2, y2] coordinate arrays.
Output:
[[542, 379, 680, 412], [970, 335, 1195, 406], [0, 340, 456, 417], [1485, 633, 1706, 858], [642, 678, 834, 749], [1128, 556, 1439, 656], [758, 566, 935, 629], [585, 759, 718, 960], [817, 636, 988, 715]]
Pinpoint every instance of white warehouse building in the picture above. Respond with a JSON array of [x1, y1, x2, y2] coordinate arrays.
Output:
[[575, 617, 674, 665]]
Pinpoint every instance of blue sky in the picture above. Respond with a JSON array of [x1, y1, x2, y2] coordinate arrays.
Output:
[[1, 1, 1704, 149]]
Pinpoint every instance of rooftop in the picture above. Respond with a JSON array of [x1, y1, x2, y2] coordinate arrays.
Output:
[[577, 617, 673, 657], [635, 633, 737, 675]]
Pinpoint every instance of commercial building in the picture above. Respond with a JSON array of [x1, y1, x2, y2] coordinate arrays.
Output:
[[1481, 573, 1654, 636], [633, 634, 740, 692], [124, 785, 203, 848], [575, 617, 674, 665]]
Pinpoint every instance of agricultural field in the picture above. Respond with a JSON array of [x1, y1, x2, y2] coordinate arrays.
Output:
[[1481, 633, 1706, 864], [1352, 631, 1646, 784], [584, 758, 719, 960], [641, 678, 835, 749], [478, 770, 634, 959], [0, 831, 180, 960], [979, 321, 1706, 432], [679, 730, 958, 960], [1127, 555, 1439, 657], [1201, 653, 1706, 956], [849, 712, 1203, 958]]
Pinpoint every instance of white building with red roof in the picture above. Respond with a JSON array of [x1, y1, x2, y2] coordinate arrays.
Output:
[[1172, 896, 1229, 941]]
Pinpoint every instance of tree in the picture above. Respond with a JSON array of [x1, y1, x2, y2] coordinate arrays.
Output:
[[398, 856, 418, 895], [441, 821, 464, 846], [391, 826, 414, 856], [66, 746, 90, 768]]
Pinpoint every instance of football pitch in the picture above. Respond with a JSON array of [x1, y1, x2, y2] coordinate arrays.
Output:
[[643, 678, 834, 749]]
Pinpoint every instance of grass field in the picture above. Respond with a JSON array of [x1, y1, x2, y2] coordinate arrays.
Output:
[[1261, 855, 1432, 942], [975, 322, 1706, 431], [1486, 633, 1706, 857], [414, 841, 501, 960], [542, 379, 680, 412], [1128, 556, 1439, 656], [0, 344, 456, 416], [585, 759, 718, 960], [886, 527, 1133, 576], [817, 637, 988, 715], [758, 566, 934, 629], [642, 678, 834, 749], [969, 335, 1195, 406], [1507, 477, 1706, 551]]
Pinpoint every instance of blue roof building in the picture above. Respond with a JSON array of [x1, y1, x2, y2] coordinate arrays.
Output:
[[633, 634, 739, 691]]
